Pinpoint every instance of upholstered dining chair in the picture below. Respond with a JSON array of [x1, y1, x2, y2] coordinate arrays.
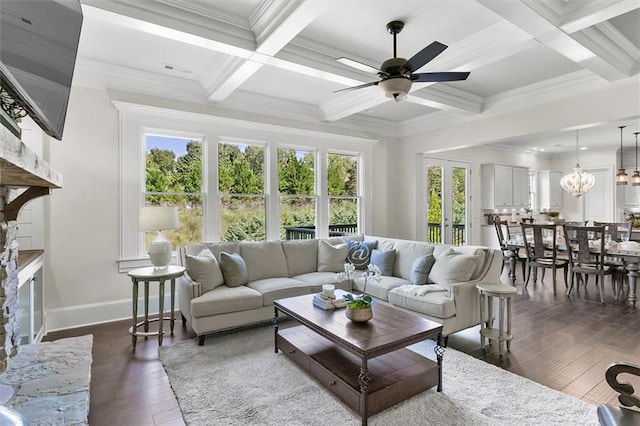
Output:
[[563, 224, 617, 303], [494, 217, 527, 281], [520, 223, 569, 295]]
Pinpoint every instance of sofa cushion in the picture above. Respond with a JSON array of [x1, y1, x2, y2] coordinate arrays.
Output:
[[240, 241, 288, 282], [410, 254, 436, 285], [184, 248, 225, 293], [392, 240, 435, 280], [370, 249, 396, 276], [317, 240, 348, 272], [247, 277, 311, 306], [429, 248, 479, 286], [292, 272, 352, 293], [282, 239, 318, 276], [219, 252, 248, 287], [353, 275, 410, 301], [191, 285, 263, 317], [388, 285, 456, 319], [346, 240, 378, 269]]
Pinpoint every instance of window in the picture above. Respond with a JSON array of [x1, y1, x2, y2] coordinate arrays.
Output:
[[218, 141, 265, 241], [116, 103, 375, 271], [144, 134, 203, 249], [327, 153, 359, 235], [278, 148, 316, 239]]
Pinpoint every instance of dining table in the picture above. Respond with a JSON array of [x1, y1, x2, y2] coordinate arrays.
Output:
[[505, 240, 638, 308]]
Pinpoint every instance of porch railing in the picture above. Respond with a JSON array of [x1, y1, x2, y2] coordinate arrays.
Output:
[[285, 224, 358, 240], [427, 222, 466, 245]]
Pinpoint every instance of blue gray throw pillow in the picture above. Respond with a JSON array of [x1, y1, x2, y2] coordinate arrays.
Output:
[[410, 254, 436, 285], [346, 240, 378, 269], [370, 249, 396, 276], [219, 252, 248, 287]]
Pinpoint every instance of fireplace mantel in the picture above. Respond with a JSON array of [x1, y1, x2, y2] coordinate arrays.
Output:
[[0, 124, 62, 190], [1, 124, 62, 221]]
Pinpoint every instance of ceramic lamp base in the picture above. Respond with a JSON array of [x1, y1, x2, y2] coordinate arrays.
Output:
[[148, 231, 172, 269]]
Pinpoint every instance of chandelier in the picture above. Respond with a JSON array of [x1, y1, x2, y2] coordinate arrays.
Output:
[[560, 129, 595, 198]]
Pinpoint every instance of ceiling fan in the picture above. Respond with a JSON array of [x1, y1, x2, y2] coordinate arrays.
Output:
[[335, 21, 470, 101]]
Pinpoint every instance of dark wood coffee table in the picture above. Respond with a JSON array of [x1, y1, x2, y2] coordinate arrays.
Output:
[[273, 294, 444, 426]]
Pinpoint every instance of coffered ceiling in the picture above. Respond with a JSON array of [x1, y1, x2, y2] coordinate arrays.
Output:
[[74, 0, 640, 150]]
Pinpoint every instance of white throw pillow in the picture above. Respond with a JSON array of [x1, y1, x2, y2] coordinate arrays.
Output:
[[185, 248, 225, 293], [317, 240, 348, 272], [428, 248, 479, 286]]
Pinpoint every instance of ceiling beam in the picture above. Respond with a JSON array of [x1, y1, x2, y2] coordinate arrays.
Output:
[[478, 0, 637, 81], [204, 1, 328, 102]]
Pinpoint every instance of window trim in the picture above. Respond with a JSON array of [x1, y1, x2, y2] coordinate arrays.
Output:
[[114, 100, 376, 272]]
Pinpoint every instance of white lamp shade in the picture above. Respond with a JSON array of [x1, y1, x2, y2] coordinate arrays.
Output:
[[139, 206, 180, 231], [379, 77, 412, 101]]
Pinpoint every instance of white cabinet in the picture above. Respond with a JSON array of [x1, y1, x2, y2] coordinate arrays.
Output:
[[537, 170, 563, 210], [624, 185, 640, 206], [482, 164, 530, 209]]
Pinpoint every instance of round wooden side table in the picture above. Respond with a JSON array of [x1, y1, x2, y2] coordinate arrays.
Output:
[[476, 282, 517, 358], [127, 265, 185, 350]]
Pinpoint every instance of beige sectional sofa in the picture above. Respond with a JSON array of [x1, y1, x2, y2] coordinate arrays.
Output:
[[177, 235, 502, 345]]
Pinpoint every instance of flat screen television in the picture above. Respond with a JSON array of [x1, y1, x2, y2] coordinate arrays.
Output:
[[0, 0, 83, 140]]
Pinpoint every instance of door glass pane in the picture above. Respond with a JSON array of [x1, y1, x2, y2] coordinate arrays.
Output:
[[452, 166, 466, 246], [426, 165, 443, 243]]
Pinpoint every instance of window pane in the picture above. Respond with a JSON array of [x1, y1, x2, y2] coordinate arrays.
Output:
[[452, 167, 466, 246], [218, 142, 264, 195], [328, 153, 357, 197], [280, 197, 316, 239], [278, 148, 315, 195], [329, 198, 358, 235], [145, 135, 202, 195], [144, 135, 203, 252], [144, 196, 203, 250], [220, 195, 265, 241]]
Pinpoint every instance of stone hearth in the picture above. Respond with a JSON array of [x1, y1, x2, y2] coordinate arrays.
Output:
[[0, 334, 92, 425]]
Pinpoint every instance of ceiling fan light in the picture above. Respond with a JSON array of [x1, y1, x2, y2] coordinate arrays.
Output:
[[379, 77, 411, 101]]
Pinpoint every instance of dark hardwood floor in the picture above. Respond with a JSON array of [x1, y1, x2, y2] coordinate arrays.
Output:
[[45, 269, 640, 425]]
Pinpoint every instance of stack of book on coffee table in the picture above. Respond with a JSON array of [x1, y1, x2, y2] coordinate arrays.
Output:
[[313, 289, 349, 310]]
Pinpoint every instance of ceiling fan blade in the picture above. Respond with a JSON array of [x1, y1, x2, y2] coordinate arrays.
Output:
[[404, 41, 448, 73], [333, 81, 380, 93], [336, 57, 382, 75], [412, 72, 470, 82]]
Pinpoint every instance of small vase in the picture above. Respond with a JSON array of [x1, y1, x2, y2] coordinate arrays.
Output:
[[345, 306, 373, 322]]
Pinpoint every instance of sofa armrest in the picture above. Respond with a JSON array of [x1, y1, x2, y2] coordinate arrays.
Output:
[[177, 273, 201, 323], [448, 279, 483, 331]]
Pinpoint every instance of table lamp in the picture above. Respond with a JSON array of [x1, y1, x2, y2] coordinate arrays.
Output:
[[139, 206, 180, 269]]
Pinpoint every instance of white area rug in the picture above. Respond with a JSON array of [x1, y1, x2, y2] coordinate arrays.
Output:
[[159, 326, 598, 425]]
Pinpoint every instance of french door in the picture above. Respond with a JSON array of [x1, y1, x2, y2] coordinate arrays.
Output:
[[420, 158, 471, 245]]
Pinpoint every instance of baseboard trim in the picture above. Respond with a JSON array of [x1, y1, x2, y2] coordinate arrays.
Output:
[[46, 294, 177, 333]]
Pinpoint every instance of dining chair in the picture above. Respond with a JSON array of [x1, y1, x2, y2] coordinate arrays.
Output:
[[520, 223, 569, 294], [494, 217, 527, 281], [563, 224, 617, 303], [592, 222, 632, 242], [593, 221, 632, 300]]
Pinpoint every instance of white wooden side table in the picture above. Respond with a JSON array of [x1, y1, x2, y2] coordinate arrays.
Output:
[[127, 265, 185, 349], [476, 282, 517, 358]]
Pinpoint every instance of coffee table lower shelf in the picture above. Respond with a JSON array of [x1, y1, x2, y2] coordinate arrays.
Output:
[[276, 325, 439, 421]]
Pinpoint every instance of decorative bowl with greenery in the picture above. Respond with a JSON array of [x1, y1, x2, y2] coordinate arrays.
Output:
[[339, 263, 382, 321]]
